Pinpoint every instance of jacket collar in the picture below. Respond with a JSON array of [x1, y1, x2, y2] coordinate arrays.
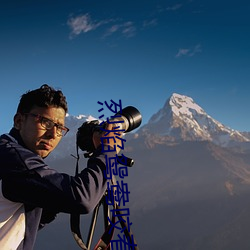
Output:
[[8, 127, 26, 148]]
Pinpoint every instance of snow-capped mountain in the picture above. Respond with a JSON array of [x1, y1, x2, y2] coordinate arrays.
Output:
[[48, 92, 249, 160], [139, 93, 250, 147]]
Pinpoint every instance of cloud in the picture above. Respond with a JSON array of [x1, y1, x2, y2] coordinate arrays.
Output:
[[175, 48, 190, 58], [67, 13, 137, 39], [189, 44, 202, 56], [143, 19, 158, 28], [166, 4, 183, 11], [175, 44, 202, 58], [67, 13, 111, 39], [103, 21, 136, 38], [121, 22, 137, 37]]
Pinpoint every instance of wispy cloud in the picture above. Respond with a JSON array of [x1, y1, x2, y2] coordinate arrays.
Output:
[[175, 48, 190, 57], [143, 18, 158, 28], [175, 44, 202, 58], [67, 13, 137, 39], [67, 13, 112, 39], [103, 21, 136, 38], [157, 3, 183, 13], [121, 22, 137, 37], [166, 4, 183, 11]]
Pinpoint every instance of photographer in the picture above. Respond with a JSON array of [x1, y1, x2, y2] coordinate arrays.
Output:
[[0, 84, 120, 250]]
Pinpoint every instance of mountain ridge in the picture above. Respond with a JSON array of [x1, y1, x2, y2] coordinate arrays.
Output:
[[48, 92, 250, 160], [138, 93, 249, 147]]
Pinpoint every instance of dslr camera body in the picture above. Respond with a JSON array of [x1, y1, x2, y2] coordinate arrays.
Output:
[[76, 106, 142, 156]]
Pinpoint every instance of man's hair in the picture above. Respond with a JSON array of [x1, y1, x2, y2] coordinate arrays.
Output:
[[17, 84, 68, 114]]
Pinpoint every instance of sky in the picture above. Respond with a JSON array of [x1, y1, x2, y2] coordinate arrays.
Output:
[[0, 0, 250, 135]]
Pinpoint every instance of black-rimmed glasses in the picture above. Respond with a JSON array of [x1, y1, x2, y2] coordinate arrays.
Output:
[[24, 113, 69, 136]]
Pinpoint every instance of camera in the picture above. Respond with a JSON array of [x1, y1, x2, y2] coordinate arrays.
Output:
[[76, 106, 142, 155]]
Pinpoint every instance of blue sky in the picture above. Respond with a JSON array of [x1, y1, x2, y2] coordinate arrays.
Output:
[[0, 0, 250, 135]]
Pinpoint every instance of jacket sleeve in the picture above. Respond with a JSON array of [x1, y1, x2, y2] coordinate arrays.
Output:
[[1, 140, 116, 214]]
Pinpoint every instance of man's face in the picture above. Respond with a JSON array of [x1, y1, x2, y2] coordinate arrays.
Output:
[[15, 106, 66, 158]]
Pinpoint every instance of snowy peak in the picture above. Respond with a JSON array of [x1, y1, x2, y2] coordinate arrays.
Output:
[[169, 93, 205, 117], [140, 93, 250, 146]]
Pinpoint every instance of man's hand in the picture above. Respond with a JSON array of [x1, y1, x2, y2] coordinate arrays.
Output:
[[92, 122, 123, 154]]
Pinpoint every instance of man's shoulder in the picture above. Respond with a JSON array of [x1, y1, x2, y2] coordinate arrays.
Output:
[[0, 133, 45, 171], [0, 133, 22, 151]]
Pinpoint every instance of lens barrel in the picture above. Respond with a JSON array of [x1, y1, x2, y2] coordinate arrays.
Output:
[[77, 106, 142, 153], [116, 106, 142, 132]]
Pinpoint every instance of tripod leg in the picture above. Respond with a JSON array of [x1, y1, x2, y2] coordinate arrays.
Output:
[[102, 200, 112, 250], [86, 201, 101, 250]]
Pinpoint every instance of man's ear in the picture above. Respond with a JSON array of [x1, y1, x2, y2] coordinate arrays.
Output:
[[14, 113, 24, 130]]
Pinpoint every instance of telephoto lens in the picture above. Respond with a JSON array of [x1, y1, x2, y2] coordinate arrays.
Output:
[[76, 106, 142, 154], [108, 106, 142, 132]]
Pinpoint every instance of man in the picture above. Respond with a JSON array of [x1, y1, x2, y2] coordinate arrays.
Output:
[[0, 84, 119, 250]]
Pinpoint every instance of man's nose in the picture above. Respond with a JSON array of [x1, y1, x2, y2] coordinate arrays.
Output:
[[46, 126, 57, 138]]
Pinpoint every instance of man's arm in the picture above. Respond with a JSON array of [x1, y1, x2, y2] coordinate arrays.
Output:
[[1, 124, 121, 214]]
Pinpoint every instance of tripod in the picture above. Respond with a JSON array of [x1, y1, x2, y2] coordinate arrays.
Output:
[[70, 148, 139, 250], [70, 174, 139, 250]]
